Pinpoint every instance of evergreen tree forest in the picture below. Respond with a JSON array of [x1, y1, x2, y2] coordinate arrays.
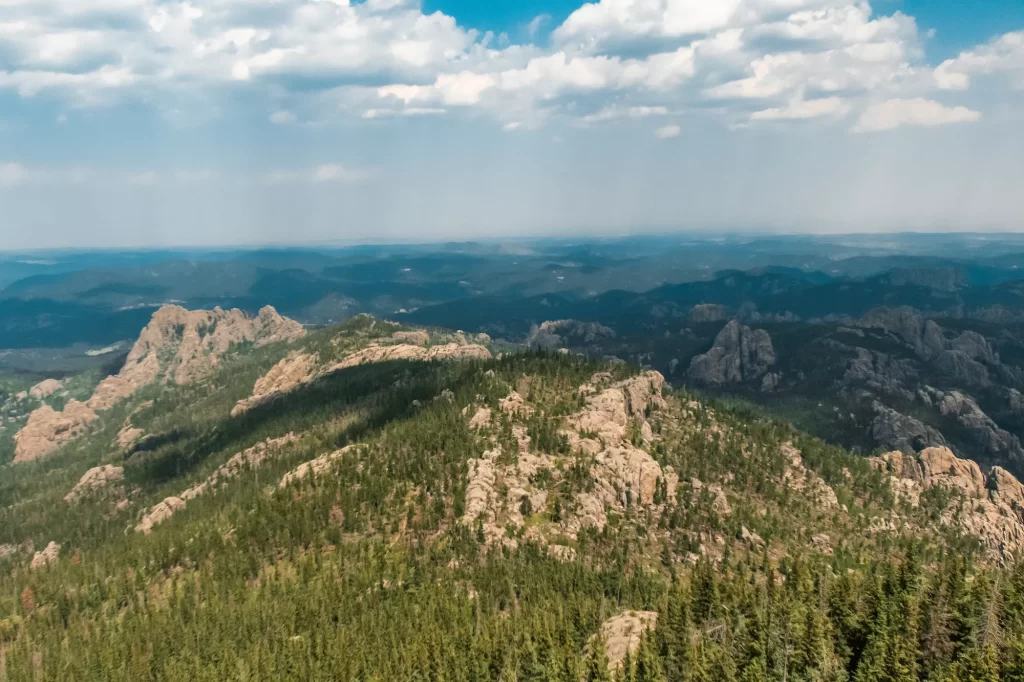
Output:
[[1, 317, 1024, 680]]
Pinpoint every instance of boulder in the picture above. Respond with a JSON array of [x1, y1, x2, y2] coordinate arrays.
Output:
[[30, 542, 60, 570], [29, 378, 62, 400], [65, 465, 124, 504], [596, 611, 659, 671]]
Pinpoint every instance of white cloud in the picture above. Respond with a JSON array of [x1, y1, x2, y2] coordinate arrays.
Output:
[[654, 124, 681, 138], [852, 98, 981, 133], [934, 31, 1024, 91], [0, 0, 1011, 137], [527, 14, 551, 39], [751, 96, 850, 121], [582, 105, 670, 123], [265, 164, 367, 184], [270, 110, 297, 125], [0, 162, 37, 187]]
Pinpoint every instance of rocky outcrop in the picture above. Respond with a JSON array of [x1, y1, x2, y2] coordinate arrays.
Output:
[[527, 320, 615, 352], [565, 371, 665, 448], [116, 424, 145, 451], [781, 443, 839, 508], [859, 309, 997, 381], [100, 304, 304, 399], [869, 402, 947, 455], [332, 342, 491, 370], [64, 465, 124, 504], [14, 305, 305, 464], [233, 337, 491, 416], [137, 434, 298, 533], [688, 321, 775, 385], [935, 350, 991, 386], [30, 542, 60, 570], [232, 351, 319, 416], [136, 497, 186, 534], [596, 611, 659, 671], [689, 304, 729, 323], [29, 378, 63, 400], [462, 372, 676, 548], [279, 445, 354, 488], [870, 446, 1024, 559], [860, 308, 944, 359], [1011, 389, 1024, 415], [13, 400, 97, 463], [842, 347, 917, 400], [938, 391, 1024, 465], [390, 330, 430, 345]]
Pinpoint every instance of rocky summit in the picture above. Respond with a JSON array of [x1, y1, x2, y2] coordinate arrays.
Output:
[[12, 305, 304, 464], [687, 319, 776, 385]]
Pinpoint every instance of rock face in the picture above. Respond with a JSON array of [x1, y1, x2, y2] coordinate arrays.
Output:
[[781, 443, 839, 509], [843, 347, 917, 400], [869, 446, 1024, 559], [13, 305, 304, 464], [689, 304, 729, 323], [13, 401, 98, 464], [136, 497, 187, 535], [30, 541, 60, 570], [869, 402, 947, 455], [279, 445, 354, 488], [233, 335, 491, 416], [462, 371, 677, 548], [526, 320, 615, 352], [938, 391, 1024, 466], [232, 351, 320, 416], [29, 378, 63, 400], [332, 342, 491, 370], [136, 434, 298, 533], [596, 611, 659, 671], [65, 465, 124, 504], [688, 321, 776, 385]]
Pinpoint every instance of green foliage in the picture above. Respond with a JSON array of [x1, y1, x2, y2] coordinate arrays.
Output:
[[4, 326, 1024, 680]]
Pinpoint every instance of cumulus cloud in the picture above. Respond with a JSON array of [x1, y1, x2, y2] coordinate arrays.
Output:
[[0, 0, 1014, 134], [934, 31, 1024, 91], [852, 98, 981, 133]]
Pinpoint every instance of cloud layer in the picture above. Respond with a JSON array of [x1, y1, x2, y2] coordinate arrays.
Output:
[[1, 0, 1019, 134]]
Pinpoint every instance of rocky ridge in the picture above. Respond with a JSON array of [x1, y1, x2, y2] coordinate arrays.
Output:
[[13, 305, 304, 463], [233, 332, 491, 416], [870, 446, 1024, 559], [136, 434, 298, 533]]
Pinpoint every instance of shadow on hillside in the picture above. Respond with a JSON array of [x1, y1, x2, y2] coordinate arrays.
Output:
[[125, 358, 492, 486]]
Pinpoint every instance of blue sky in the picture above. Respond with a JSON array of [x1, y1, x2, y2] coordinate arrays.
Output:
[[1, 0, 1023, 249]]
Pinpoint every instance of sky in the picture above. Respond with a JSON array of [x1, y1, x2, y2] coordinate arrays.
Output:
[[1, 0, 1023, 249]]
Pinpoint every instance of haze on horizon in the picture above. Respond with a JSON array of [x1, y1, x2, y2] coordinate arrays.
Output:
[[1, 0, 1023, 250]]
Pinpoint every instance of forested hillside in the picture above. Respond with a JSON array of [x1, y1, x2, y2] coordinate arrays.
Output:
[[3, 311, 1024, 680]]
